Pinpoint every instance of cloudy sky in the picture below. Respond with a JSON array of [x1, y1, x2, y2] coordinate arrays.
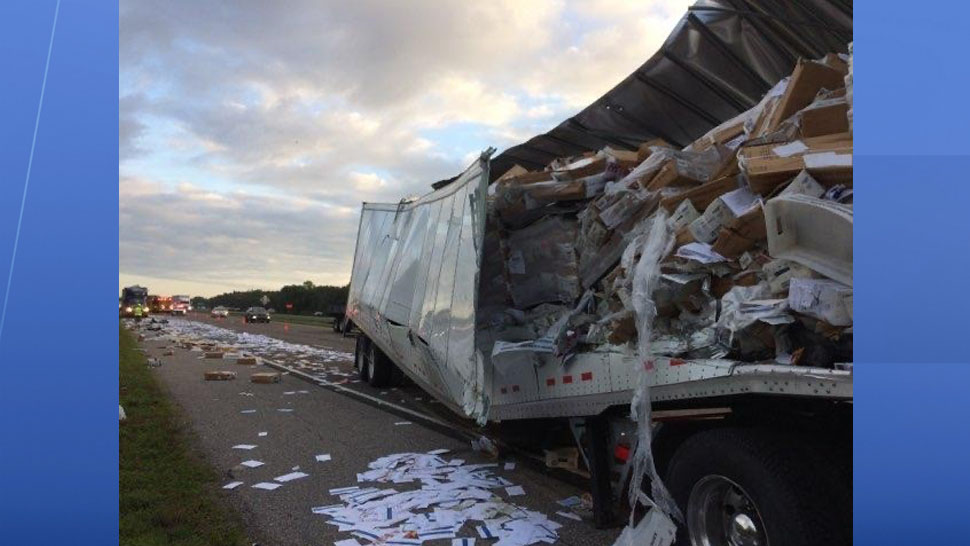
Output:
[[119, 0, 689, 297]]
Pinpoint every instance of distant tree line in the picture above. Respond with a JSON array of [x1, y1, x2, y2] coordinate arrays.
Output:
[[192, 281, 348, 314]]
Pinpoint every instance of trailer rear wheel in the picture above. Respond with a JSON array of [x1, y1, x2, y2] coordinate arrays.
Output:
[[368, 343, 393, 388], [355, 336, 370, 382], [665, 428, 848, 546]]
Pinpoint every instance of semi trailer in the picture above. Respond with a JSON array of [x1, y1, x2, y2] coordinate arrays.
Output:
[[345, 2, 852, 545]]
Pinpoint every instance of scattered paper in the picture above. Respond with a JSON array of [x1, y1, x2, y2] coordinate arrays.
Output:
[[772, 140, 808, 157], [504, 462, 516, 471], [278, 408, 294, 413], [283, 391, 296, 395], [240, 409, 257, 414], [557, 496, 581, 508], [275, 471, 309, 482], [335, 539, 362, 546], [252, 482, 283, 491], [240, 460, 264, 468], [505, 485, 525, 497], [316, 453, 559, 546], [222, 481, 244, 490], [232, 444, 257, 450], [394, 421, 413, 426], [258, 432, 268, 437], [316, 454, 333, 462], [555, 511, 581, 522], [427, 449, 450, 455], [676, 242, 727, 264]]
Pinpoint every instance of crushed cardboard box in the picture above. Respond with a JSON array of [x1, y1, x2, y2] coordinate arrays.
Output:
[[204, 370, 236, 381]]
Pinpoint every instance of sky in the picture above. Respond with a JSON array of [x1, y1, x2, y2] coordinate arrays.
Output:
[[119, 0, 691, 297]]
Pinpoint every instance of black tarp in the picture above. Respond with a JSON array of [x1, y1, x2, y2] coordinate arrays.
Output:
[[453, 0, 851, 187]]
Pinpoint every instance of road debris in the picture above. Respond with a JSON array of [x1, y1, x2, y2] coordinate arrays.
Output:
[[251, 372, 281, 384], [313, 452, 559, 546], [204, 371, 236, 381], [223, 481, 244, 490], [240, 460, 264, 468], [252, 482, 283, 491], [274, 471, 309, 483]]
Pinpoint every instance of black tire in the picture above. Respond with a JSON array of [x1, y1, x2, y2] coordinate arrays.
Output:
[[367, 342, 393, 388], [356, 336, 370, 382], [665, 428, 849, 546]]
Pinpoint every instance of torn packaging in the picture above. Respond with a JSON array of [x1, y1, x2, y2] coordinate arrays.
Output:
[[505, 216, 580, 309]]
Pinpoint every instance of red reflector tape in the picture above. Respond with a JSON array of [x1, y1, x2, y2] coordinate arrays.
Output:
[[562, 375, 573, 384], [581, 372, 593, 381], [669, 358, 686, 367], [546, 378, 556, 387]]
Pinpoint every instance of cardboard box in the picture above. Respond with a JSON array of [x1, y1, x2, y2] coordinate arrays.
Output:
[[204, 371, 236, 381], [740, 133, 852, 193], [761, 58, 847, 134], [637, 138, 671, 162], [495, 164, 529, 183], [506, 216, 580, 308], [661, 175, 738, 213], [788, 278, 853, 326], [204, 351, 224, 359], [800, 98, 849, 137], [236, 357, 259, 365], [711, 206, 767, 259], [250, 372, 281, 384]]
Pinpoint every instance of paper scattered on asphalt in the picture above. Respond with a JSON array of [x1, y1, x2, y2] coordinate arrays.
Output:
[[313, 452, 559, 546], [252, 482, 283, 490], [427, 449, 450, 455], [283, 391, 296, 395], [394, 421, 413, 426], [298, 390, 309, 394], [222, 481, 244, 490], [555, 511, 582, 522], [278, 408, 294, 413], [232, 444, 257, 450], [316, 454, 333, 462], [240, 409, 257, 414], [505, 485, 526, 497], [275, 471, 309, 482], [335, 539, 362, 546], [557, 496, 581, 508], [504, 462, 516, 471], [258, 431, 268, 437], [240, 460, 264, 468]]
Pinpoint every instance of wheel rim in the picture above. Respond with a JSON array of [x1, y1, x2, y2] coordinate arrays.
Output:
[[687, 475, 767, 546]]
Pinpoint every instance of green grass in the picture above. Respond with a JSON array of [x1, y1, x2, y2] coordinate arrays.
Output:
[[119, 325, 250, 546]]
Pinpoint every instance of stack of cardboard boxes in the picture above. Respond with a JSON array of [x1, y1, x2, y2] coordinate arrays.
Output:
[[484, 52, 853, 368]]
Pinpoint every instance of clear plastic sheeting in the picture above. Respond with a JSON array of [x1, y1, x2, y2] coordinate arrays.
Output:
[[346, 154, 492, 423], [624, 211, 682, 539]]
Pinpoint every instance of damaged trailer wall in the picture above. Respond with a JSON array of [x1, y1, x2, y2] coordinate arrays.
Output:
[[346, 155, 491, 423]]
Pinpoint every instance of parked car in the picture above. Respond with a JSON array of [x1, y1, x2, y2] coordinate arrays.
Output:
[[210, 306, 229, 318], [313, 311, 324, 316], [244, 307, 271, 323]]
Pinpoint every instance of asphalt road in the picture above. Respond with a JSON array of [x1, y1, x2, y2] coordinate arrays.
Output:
[[131, 319, 622, 546]]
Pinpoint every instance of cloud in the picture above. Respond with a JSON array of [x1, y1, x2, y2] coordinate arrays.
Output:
[[119, 0, 687, 295]]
